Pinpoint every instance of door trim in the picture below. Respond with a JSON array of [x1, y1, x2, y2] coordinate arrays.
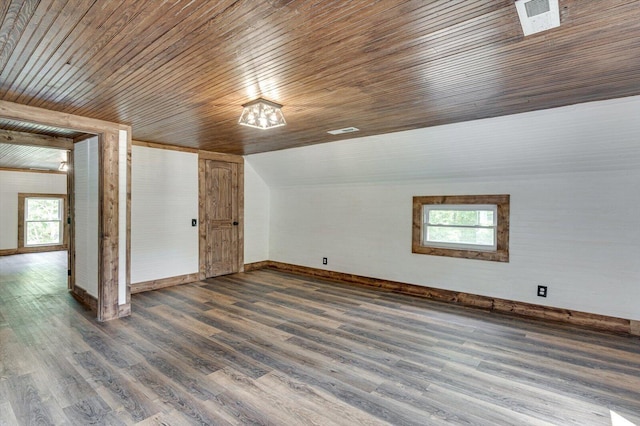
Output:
[[198, 151, 244, 280]]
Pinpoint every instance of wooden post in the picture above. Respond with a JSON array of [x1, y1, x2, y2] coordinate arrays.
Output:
[[98, 131, 120, 321]]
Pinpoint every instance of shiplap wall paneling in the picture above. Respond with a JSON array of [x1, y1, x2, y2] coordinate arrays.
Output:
[[268, 171, 640, 322], [131, 146, 199, 283], [0, 171, 67, 250], [247, 96, 640, 323], [118, 129, 129, 306], [74, 137, 99, 298]]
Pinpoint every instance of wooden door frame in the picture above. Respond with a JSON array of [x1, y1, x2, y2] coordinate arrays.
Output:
[[0, 100, 131, 321], [198, 151, 244, 280]]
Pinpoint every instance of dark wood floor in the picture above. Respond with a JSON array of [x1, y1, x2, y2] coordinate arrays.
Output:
[[1, 251, 640, 425]]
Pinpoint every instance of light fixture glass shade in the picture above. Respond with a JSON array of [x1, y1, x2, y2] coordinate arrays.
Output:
[[238, 98, 286, 130], [58, 161, 68, 171]]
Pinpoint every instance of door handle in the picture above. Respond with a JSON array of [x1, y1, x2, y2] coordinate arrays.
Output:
[[233, 221, 239, 226]]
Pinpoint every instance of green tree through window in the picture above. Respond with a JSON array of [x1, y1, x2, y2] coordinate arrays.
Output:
[[25, 198, 62, 246]]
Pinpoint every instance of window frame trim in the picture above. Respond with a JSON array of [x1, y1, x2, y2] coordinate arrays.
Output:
[[24, 197, 64, 247], [18, 193, 68, 252], [412, 194, 510, 262]]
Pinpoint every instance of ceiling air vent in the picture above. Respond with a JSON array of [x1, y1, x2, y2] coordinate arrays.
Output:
[[515, 0, 560, 36], [327, 127, 359, 135]]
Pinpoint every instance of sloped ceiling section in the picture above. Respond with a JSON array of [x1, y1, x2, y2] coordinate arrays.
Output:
[[245, 95, 640, 187], [0, 118, 84, 139], [0, 143, 67, 171]]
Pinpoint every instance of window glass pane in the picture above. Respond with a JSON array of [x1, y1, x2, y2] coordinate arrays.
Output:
[[428, 209, 494, 226], [26, 221, 61, 245], [26, 199, 61, 221], [427, 226, 495, 246]]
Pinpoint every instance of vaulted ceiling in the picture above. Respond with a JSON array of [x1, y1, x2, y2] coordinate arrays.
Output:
[[0, 0, 639, 155]]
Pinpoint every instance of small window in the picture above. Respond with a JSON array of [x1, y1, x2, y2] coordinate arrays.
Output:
[[413, 195, 509, 262], [25, 198, 63, 246], [18, 193, 67, 250]]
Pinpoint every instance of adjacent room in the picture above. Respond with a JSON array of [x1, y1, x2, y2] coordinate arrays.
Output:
[[0, 1, 639, 425]]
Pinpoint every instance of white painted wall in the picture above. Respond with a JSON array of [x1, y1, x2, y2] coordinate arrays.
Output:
[[131, 146, 198, 283], [0, 170, 67, 250], [247, 95, 640, 322], [244, 161, 270, 263], [118, 129, 128, 305], [268, 171, 640, 321], [74, 137, 99, 297]]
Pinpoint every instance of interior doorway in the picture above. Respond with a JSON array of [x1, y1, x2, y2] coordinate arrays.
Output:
[[0, 100, 131, 321], [198, 154, 244, 279]]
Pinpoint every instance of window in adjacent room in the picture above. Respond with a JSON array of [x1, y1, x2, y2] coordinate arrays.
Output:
[[18, 194, 67, 248], [412, 194, 509, 262]]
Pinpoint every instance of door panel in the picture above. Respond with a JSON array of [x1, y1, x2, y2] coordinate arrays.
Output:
[[200, 158, 240, 279]]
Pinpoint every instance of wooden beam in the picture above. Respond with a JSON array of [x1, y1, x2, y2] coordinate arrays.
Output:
[[0, 128, 73, 150], [198, 150, 244, 163], [0, 100, 130, 134], [133, 139, 198, 153]]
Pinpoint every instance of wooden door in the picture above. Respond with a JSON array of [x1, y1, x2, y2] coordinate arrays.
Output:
[[199, 157, 243, 279]]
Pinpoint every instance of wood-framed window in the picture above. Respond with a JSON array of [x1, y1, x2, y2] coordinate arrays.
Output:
[[412, 194, 510, 262], [18, 193, 68, 252]]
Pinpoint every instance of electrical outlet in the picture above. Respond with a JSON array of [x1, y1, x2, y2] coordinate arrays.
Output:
[[322, 257, 328, 265], [537, 285, 548, 298]]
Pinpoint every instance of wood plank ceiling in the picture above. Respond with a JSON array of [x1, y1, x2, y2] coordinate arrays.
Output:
[[0, 0, 639, 155]]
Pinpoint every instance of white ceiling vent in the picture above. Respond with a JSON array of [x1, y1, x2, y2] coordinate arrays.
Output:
[[515, 0, 560, 36], [327, 127, 359, 135]]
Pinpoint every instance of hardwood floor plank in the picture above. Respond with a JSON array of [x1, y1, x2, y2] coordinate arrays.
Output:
[[30, 346, 99, 409], [132, 304, 272, 380], [0, 327, 38, 378], [72, 351, 158, 423], [2, 252, 639, 425], [256, 372, 390, 426], [0, 400, 19, 425], [210, 367, 334, 426], [5, 374, 55, 426], [213, 331, 384, 394], [210, 333, 428, 425], [476, 360, 640, 419], [126, 362, 233, 426], [147, 303, 225, 337], [119, 313, 225, 376], [62, 395, 126, 426], [103, 318, 228, 401], [132, 410, 196, 426]]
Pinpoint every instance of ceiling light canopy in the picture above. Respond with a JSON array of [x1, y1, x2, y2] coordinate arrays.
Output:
[[238, 98, 286, 130]]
